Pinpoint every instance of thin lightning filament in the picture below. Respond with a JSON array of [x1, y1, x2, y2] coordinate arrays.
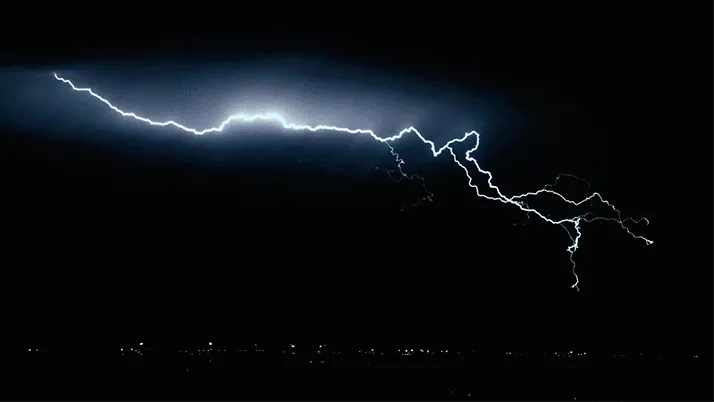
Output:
[[52, 72, 653, 291]]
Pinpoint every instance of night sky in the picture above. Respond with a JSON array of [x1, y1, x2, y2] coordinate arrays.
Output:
[[0, 3, 711, 400]]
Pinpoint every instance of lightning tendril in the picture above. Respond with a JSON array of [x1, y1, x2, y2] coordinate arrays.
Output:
[[52, 72, 653, 291]]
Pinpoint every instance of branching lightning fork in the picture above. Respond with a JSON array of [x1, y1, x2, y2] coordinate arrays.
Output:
[[52, 72, 653, 291]]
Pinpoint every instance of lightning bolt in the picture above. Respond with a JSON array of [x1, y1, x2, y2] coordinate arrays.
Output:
[[52, 72, 653, 291]]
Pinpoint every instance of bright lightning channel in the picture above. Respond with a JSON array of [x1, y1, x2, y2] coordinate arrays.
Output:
[[52, 72, 653, 291]]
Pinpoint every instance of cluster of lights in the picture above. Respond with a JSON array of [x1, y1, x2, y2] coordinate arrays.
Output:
[[179, 345, 268, 354], [180, 349, 223, 356], [546, 351, 585, 358], [231, 344, 264, 353], [120, 348, 144, 356], [179, 343, 230, 355], [394, 348, 453, 356], [120, 342, 147, 356], [283, 344, 297, 355], [504, 352, 525, 356]]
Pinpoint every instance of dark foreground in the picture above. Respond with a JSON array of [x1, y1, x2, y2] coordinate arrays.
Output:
[[5, 348, 711, 400]]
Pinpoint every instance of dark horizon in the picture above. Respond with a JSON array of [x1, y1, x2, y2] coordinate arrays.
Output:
[[6, 343, 711, 400]]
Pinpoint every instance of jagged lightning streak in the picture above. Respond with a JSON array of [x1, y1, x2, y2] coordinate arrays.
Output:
[[52, 72, 653, 291]]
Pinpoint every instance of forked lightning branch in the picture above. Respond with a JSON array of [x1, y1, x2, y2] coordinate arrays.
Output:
[[52, 73, 653, 291]]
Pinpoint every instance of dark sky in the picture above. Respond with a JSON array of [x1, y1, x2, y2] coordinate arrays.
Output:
[[0, 3, 710, 356]]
